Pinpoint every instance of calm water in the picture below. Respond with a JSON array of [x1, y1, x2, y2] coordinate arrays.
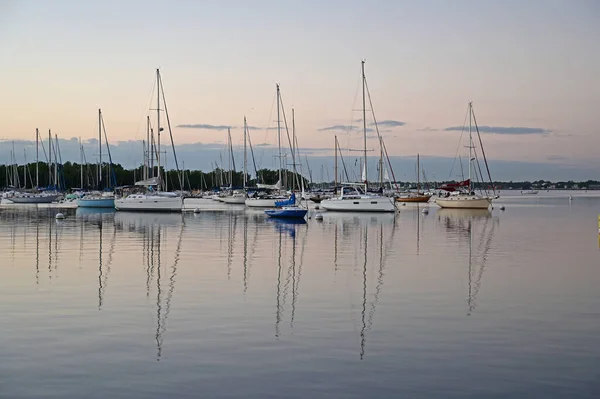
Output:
[[1, 192, 599, 398]]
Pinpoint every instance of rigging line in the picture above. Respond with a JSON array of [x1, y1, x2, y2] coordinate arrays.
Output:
[[363, 78, 396, 189], [448, 106, 470, 179], [258, 90, 277, 171], [128, 76, 157, 161], [471, 107, 496, 196], [159, 73, 183, 190], [278, 92, 301, 189], [101, 113, 117, 188]]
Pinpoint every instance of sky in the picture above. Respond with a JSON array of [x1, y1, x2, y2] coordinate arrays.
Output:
[[0, 0, 599, 181]]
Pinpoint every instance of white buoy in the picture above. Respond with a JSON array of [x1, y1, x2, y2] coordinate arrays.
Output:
[[55, 213, 65, 220], [422, 208, 429, 214], [193, 207, 201, 213], [315, 213, 323, 221], [569, 195, 573, 201], [500, 205, 505, 211]]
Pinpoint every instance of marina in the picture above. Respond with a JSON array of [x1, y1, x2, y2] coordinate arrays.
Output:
[[0, 191, 599, 398]]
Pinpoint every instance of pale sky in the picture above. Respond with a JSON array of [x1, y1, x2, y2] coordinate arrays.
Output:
[[1, 0, 599, 180]]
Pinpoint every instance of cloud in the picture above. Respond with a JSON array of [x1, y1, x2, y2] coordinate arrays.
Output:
[[177, 124, 232, 131], [546, 155, 566, 161], [246, 126, 263, 130], [317, 125, 358, 132], [254, 143, 271, 147], [444, 125, 550, 135], [418, 127, 438, 132], [371, 120, 405, 127]]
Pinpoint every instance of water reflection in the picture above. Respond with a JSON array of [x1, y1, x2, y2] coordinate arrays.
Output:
[[437, 208, 499, 315]]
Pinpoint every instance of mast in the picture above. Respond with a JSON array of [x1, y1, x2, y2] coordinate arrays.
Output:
[[80, 137, 83, 189], [276, 84, 282, 187], [379, 137, 383, 187], [362, 60, 368, 188], [35, 128, 39, 188], [145, 116, 150, 180], [48, 130, 52, 187], [468, 101, 472, 193], [53, 134, 58, 189], [417, 153, 420, 193], [227, 127, 232, 189], [156, 69, 161, 192], [98, 109, 102, 189], [334, 135, 338, 188], [243, 116, 247, 188]]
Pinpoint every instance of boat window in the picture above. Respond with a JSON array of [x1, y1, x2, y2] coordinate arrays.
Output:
[[353, 201, 359, 204]]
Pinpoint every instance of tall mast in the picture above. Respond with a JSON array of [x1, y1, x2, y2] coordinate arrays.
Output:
[[53, 134, 58, 189], [362, 60, 368, 188], [417, 153, 420, 193], [379, 137, 383, 187], [156, 69, 161, 192], [276, 84, 282, 187], [48, 129, 52, 187], [145, 116, 150, 180], [243, 116, 247, 188], [80, 137, 83, 189], [334, 135, 338, 188], [468, 101, 472, 192], [35, 128, 39, 188], [23, 149, 27, 188], [98, 109, 102, 189], [227, 127, 232, 189]]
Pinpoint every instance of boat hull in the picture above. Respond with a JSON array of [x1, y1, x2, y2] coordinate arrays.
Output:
[[320, 197, 396, 212], [77, 198, 115, 208], [221, 196, 247, 204], [245, 198, 288, 208], [8, 194, 60, 204], [395, 195, 432, 203], [435, 196, 491, 209], [114, 196, 183, 212], [265, 208, 308, 219]]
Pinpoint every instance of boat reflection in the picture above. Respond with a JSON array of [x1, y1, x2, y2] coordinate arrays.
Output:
[[437, 208, 498, 315]]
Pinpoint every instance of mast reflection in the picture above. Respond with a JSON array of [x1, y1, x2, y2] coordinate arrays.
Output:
[[437, 209, 498, 315]]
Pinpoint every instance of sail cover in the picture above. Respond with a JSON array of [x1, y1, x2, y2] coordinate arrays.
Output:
[[440, 179, 470, 192], [275, 193, 296, 207]]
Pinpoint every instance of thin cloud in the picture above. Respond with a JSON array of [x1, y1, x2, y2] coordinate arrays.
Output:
[[444, 125, 550, 135], [177, 124, 232, 131], [418, 127, 438, 132], [317, 125, 358, 132], [246, 125, 263, 130], [254, 143, 271, 147], [372, 120, 405, 127], [547, 155, 566, 161]]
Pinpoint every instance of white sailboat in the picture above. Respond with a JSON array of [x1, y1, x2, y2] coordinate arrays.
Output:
[[435, 102, 497, 210], [221, 126, 247, 204], [6, 130, 61, 204], [245, 84, 290, 208], [115, 69, 183, 212], [78, 109, 116, 208], [320, 60, 396, 213]]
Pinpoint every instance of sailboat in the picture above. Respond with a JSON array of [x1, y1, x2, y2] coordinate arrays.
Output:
[[78, 109, 116, 208], [6, 130, 61, 204], [265, 109, 308, 219], [221, 126, 247, 204], [245, 84, 291, 208], [115, 69, 183, 212], [320, 61, 396, 213], [395, 154, 432, 203], [435, 102, 498, 210]]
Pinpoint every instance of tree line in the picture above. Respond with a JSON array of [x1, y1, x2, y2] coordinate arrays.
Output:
[[1, 162, 598, 191]]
